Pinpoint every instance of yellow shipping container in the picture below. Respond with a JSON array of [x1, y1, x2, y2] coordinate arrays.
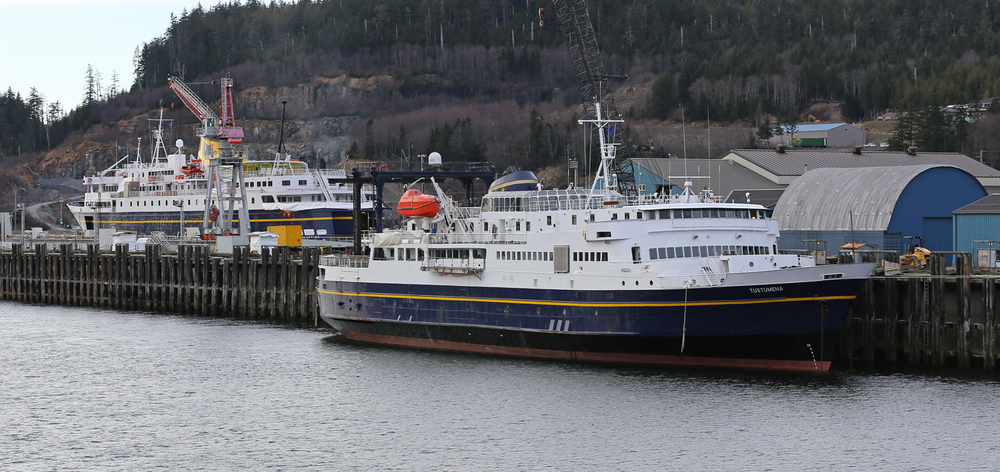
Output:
[[267, 225, 302, 246]]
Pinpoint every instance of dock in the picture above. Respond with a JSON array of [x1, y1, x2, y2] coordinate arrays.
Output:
[[1, 244, 998, 373], [0, 244, 324, 325]]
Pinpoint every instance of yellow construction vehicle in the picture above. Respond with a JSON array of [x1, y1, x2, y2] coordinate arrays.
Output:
[[807, 114, 820, 123], [901, 236, 930, 268]]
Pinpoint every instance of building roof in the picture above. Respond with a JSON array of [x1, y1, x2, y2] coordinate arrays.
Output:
[[723, 188, 786, 208], [953, 193, 1000, 215], [724, 148, 1000, 186], [774, 165, 953, 231], [631, 158, 782, 202]]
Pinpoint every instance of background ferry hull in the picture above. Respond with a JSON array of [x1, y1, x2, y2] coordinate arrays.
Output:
[[72, 208, 365, 236]]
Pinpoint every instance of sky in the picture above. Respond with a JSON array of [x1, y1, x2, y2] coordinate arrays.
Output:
[[0, 0, 233, 113]]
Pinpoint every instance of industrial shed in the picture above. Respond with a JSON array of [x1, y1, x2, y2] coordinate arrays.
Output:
[[953, 194, 1000, 266], [631, 158, 784, 208], [767, 123, 866, 148], [773, 165, 986, 255], [722, 148, 1000, 193]]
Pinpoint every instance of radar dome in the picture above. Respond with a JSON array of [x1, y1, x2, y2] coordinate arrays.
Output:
[[175, 139, 184, 148], [428, 152, 442, 166]]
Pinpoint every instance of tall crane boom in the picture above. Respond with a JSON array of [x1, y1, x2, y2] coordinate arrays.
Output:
[[168, 76, 218, 125], [551, 0, 637, 195], [167, 76, 243, 144]]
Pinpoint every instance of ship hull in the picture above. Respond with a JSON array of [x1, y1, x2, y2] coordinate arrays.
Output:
[[317, 277, 866, 372], [69, 207, 368, 236]]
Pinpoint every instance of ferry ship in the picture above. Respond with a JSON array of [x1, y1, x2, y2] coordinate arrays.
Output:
[[316, 105, 875, 371], [67, 129, 374, 237], [68, 77, 374, 237]]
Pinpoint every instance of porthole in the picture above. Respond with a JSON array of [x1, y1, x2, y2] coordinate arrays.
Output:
[[749, 262, 755, 267]]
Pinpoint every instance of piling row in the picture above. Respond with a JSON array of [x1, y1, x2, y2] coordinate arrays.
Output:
[[847, 256, 1000, 372], [0, 244, 324, 325]]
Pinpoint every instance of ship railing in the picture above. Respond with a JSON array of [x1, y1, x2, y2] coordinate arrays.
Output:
[[320, 254, 370, 268], [427, 232, 526, 245]]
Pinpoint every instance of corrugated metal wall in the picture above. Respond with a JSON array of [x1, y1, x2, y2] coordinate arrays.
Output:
[[954, 214, 1000, 254]]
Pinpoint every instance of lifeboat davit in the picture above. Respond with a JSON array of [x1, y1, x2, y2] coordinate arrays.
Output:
[[397, 189, 440, 218]]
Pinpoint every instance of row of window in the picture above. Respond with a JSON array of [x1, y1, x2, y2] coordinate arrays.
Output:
[[649, 209, 766, 220], [574, 251, 609, 262], [498, 250, 553, 261], [482, 194, 606, 212], [648, 245, 772, 260], [243, 179, 310, 187]]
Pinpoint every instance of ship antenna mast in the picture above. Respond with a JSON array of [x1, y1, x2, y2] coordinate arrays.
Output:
[[551, 0, 637, 195]]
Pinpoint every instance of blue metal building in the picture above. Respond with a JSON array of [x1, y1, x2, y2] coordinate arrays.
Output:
[[773, 165, 986, 255], [953, 194, 1000, 266]]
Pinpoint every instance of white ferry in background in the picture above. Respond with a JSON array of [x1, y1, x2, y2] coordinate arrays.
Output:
[[67, 127, 374, 238], [315, 104, 876, 372], [69, 75, 375, 238]]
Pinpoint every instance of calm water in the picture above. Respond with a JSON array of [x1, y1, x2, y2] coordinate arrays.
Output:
[[3, 301, 1000, 471]]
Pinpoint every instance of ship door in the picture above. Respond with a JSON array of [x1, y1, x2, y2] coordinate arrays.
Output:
[[84, 216, 94, 230]]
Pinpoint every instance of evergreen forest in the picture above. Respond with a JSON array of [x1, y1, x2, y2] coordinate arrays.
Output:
[[6, 0, 1000, 167]]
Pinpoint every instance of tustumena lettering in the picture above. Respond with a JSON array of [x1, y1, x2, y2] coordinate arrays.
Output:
[[749, 286, 784, 294]]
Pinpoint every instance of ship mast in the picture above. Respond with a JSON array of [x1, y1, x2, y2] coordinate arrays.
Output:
[[577, 102, 623, 202]]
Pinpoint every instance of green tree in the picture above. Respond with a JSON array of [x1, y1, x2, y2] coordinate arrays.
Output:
[[647, 72, 676, 120]]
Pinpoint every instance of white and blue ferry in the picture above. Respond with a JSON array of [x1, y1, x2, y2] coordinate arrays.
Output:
[[316, 105, 874, 371], [68, 120, 373, 238]]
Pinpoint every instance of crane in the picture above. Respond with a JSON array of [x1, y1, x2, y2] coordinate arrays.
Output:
[[550, 0, 638, 195], [167, 76, 250, 238]]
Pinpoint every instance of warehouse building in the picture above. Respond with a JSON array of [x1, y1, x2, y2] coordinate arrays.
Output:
[[766, 123, 866, 148], [773, 165, 987, 255], [631, 158, 784, 209], [722, 148, 1000, 193], [952, 194, 1000, 267]]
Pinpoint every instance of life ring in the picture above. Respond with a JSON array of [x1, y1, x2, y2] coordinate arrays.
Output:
[[377, 163, 389, 171], [87, 177, 92, 183], [175, 174, 184, 180]]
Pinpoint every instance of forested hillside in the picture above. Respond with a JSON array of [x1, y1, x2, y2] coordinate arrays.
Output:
[[135, 0, 1000, 122], [6, 0, 1000, 198]]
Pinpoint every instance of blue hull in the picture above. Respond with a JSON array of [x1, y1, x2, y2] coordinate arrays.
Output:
[[317, 277, 866, 371], [90, 208, 369, 236]]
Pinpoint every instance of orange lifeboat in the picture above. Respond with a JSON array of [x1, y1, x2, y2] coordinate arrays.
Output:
[[180, 161, 204, 176], [397, 189, 440, 218]]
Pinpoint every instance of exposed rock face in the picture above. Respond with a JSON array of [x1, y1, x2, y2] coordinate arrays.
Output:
[[22, 75, 384, 186]]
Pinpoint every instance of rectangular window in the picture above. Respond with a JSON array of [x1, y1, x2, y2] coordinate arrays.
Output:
[[526, 222, 531, 231], [547, 216, 552, 225], [684, 247, 692, 258], [573, 252, 578, 261], [282, 180, 291, 186], [660, 210, 671, 219], [649, 248, 658, 260], [700, 246, 708, 257], [691, 210, 701, 219], [572, 215, 578, 225], [692, 246, 700, 257], [299, 180, 307, 186], [708, 246, 716, 256], [667, 247, 675, 259]]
